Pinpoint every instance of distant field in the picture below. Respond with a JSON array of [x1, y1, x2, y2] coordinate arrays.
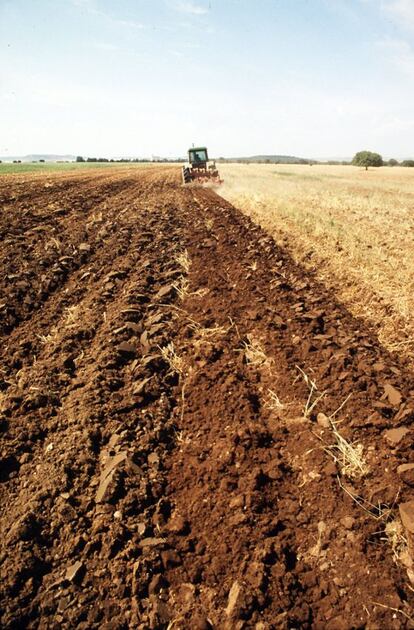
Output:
[[219, 163, 414, 364], [0, 161, 157, 175]]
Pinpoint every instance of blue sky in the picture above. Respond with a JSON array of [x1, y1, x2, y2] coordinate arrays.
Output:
[[1, 0, 414, 158]]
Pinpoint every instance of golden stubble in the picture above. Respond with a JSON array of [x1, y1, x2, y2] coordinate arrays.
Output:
[[218, 163, 414, 366]]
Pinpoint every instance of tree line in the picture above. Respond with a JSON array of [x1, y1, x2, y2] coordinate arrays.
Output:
[[351, 151, 414, 169], [217, 152, 414, 168], [75, 156, 185, 163]]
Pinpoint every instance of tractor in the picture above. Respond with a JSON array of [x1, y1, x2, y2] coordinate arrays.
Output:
[[182, 146, 222, 184]]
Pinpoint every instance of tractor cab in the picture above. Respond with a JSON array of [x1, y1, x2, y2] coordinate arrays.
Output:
[[188, 147, 209, 168]]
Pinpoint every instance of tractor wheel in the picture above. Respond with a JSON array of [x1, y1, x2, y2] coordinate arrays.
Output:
[[182, 167, 191, 184]]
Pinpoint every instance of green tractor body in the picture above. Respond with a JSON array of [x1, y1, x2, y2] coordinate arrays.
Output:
[[182, 146, 222, 185]]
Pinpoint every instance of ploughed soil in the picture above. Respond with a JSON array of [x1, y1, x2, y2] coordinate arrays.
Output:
[[1, 166, 414, 629]]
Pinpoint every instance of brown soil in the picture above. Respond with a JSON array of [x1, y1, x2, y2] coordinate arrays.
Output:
[[1, 166, 414, 629]]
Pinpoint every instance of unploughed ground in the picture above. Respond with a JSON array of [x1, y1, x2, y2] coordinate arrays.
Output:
[[218, 163, 414, 369], [1, 166, 414, 629]]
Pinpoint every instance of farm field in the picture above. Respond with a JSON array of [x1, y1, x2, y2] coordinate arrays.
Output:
[[1, 165, 414, 628], [219, 163, 414, 369], [0, 162, 162, 176]]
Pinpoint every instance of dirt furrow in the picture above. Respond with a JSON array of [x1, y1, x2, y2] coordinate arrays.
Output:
[[1, 169, 187, 627], [0, 166, 153, 206], [1, 167, 413, 629], [0, 169, 174, 336], [160, 186, 414, 628]]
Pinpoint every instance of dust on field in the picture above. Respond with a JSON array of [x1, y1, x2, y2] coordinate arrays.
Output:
[[218, 163, 414, 366]]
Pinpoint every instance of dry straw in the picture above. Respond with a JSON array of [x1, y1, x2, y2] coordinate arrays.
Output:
[[218, 163, 414, 368]]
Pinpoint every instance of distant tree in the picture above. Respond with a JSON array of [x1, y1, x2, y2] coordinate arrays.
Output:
[[39, 159, 45, 163], [352, 150, 383, 170], [76, 156, 85, 162], [388, 158, 399, 167], [401, 159, 414, 167]]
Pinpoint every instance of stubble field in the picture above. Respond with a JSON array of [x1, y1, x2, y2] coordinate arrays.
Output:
[[0, 165, 414, 629], [219, 163, 414, 368]]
